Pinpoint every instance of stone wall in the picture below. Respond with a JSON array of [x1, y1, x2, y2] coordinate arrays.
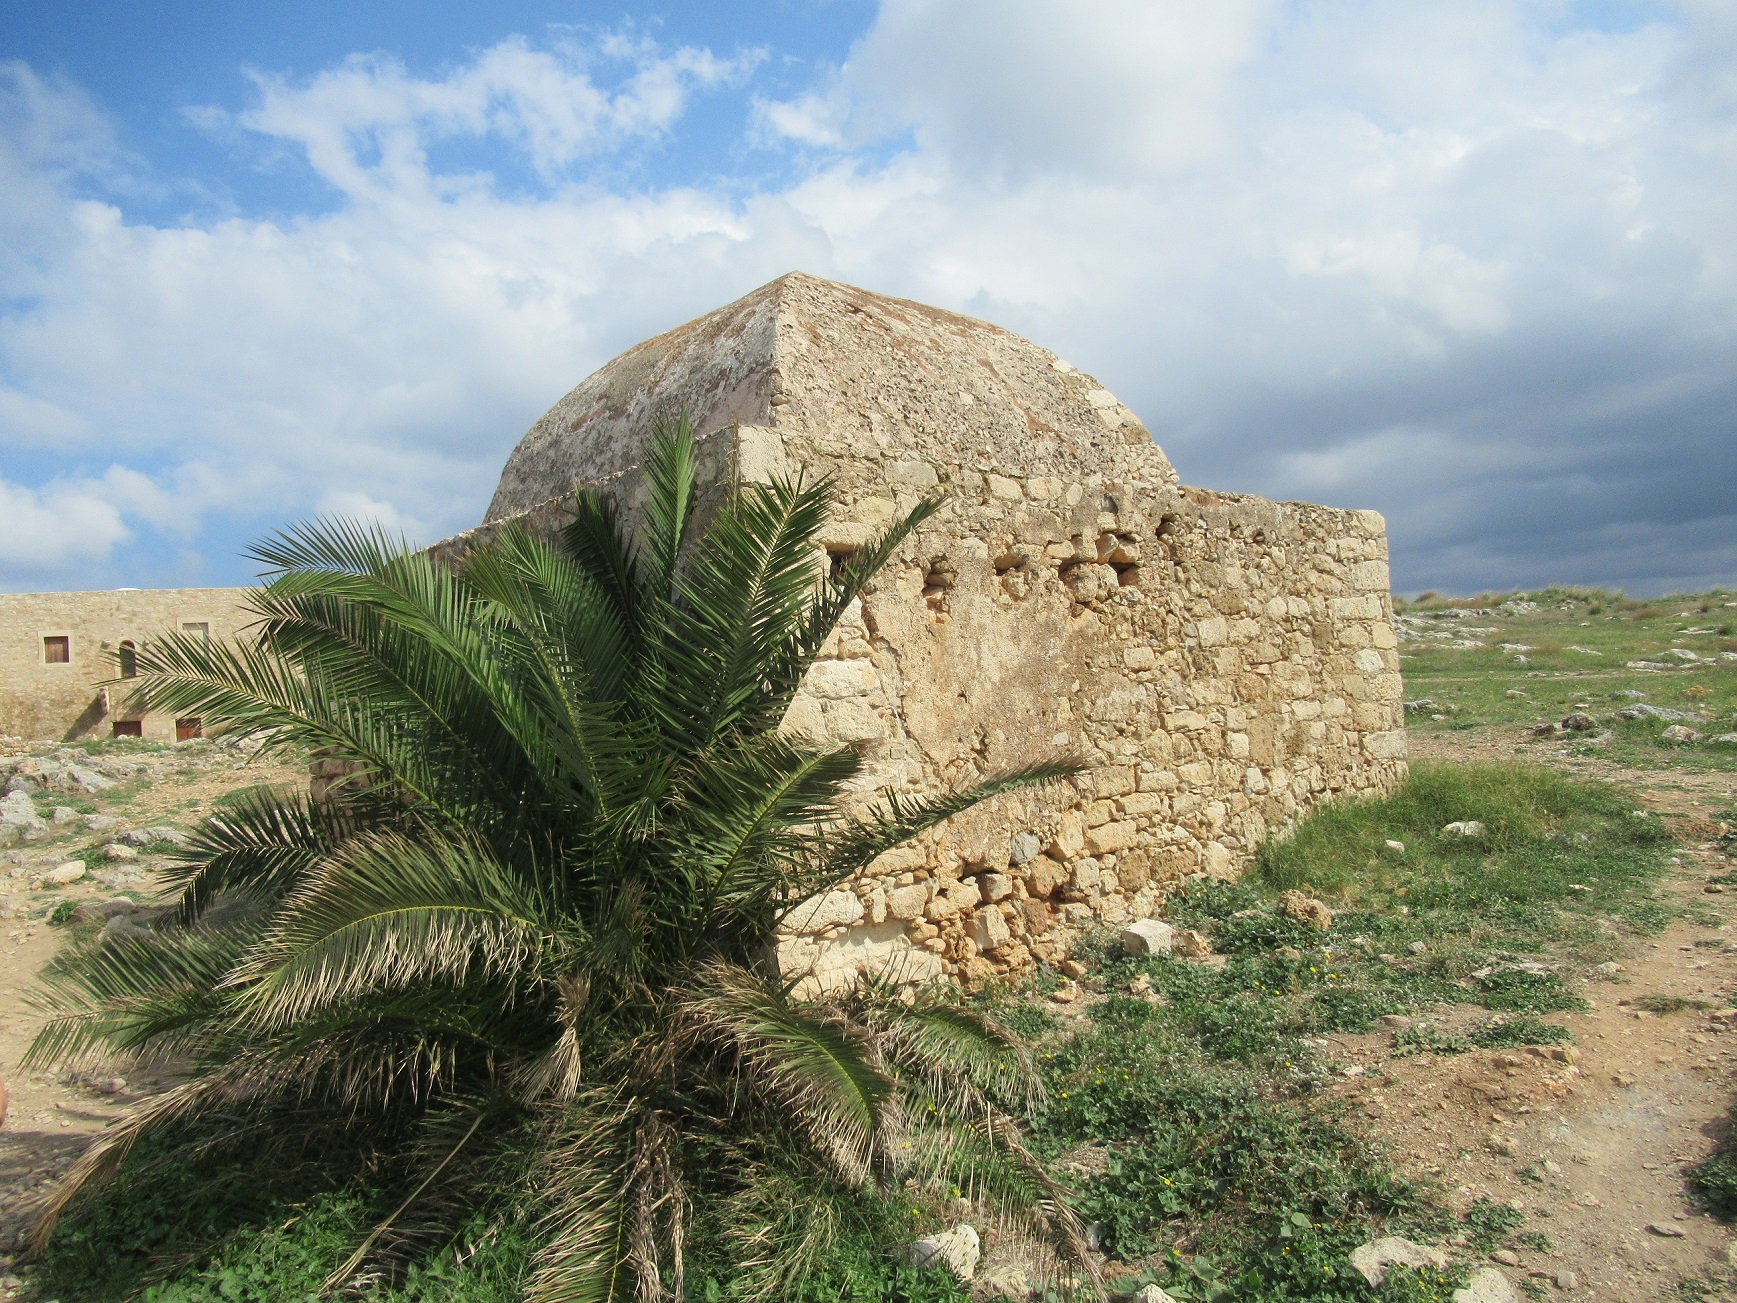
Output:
[[0, 589, 258, 742], [473, 273, 1408, 995]]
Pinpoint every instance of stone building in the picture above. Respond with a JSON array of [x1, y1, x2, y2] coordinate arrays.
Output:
[[0, 589, 256, 742], [464, 272, 1407, 993]]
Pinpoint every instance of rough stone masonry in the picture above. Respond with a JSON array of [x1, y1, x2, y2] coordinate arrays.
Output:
[[453, 272, 1406, 995]]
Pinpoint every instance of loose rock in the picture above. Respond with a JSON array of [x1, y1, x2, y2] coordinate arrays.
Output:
[[1441, 820, 1486, 838], [1121, 918, 1174, 956], [1277, 890, 1333, 929], [1452, 1268, 1520, 1303], [1348, 1236, 1447, 1287], [907, 1224, 980, 1278]]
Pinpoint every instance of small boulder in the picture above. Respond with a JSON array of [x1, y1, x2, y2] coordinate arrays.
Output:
[[82, 813, 121, 833], [50, 805, 80, 824], [1349, 1236, 1448, 1287], [1376, 1014, 1414, 1032], [103, 842, 139, 861], [907, 1224, 980, 1278], [1441, 820, 1486, 838], [44, 860, 87, 885], [1121, 918, 1174, 957], [1452, 1268, 1520, 1303], [1661, 725, 1701, 745], [1133, 1287, 1180, 1303], [1384, 840, 1406, 854], [1277, 890, 1333, 930], [1560, 713, 1596, 731], [1009, 832, 1042, 865], [1173, 928, 1213, 958]]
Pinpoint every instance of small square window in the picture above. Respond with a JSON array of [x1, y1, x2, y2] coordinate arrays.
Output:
[[112, 720, 143, 738], [43, 635, 70, 664], [181, 622, 210, 642], [176, 717, 203, 742]]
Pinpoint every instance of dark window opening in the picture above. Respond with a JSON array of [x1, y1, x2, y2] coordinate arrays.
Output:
[[176, 717, 203, 742], [1101, 494, 1119, 513], [43, 635, 70, 664], [112, 720, 143, 739], [118, 640, 138, 678], [826, 546, 856, 584], [1156, 513, 1180, 538]]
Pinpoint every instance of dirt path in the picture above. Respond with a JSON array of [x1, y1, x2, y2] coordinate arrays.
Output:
[[1334, 731, 1737, 1300]]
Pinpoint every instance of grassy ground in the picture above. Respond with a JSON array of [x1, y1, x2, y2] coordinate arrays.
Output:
[[1397, 586, 1737, 773], [968, 760, 1677, 1301]]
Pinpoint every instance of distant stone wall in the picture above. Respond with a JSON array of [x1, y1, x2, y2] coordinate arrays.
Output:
[[0, 589, 258, 742]]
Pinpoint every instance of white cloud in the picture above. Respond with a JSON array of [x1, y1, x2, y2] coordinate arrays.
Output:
[[314, 489, 429, 542], [1, 8, 1735, 594], [226, 35, 759, 198], [0, 475, 130, 570]]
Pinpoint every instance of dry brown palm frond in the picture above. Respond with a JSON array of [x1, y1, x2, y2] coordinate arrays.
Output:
[[675, 961, 888, 1186]]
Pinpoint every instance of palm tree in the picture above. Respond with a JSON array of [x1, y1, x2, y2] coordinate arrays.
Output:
[[27, 417, 1089, 1298]]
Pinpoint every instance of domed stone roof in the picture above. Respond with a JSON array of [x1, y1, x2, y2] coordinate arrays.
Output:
[[484, 271, 1176, 523]]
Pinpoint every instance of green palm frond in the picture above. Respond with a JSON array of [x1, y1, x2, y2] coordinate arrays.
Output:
[[231, 832, 562, 1028]]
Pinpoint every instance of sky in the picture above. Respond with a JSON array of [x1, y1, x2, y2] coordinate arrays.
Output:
[[1, 0, 1734, 597]]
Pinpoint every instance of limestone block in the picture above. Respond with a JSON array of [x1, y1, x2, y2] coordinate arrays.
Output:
[[823, 699, 882, 743], [1047, 811, 1085, 859], [1084, 820, 1137, 856], [1123, 645, 1157, 671], [907, 1224, 981, 1278], [807, 660, 877, 699], [1022, 898, 1053, 933], [1199, 842, 1234, 878], [1089, 768, 1131, 800], [1349, 1237, 1448, 1288], [1353, 648, 1386, 674], [986, 474, 1023, 501], [1351, 560, 1389, 591], [780, 694, 827, 740], [1121, 918, 1173, 956], [1117, 791, 1164, 817], [1070, 859, 1101, 893], [885, 461, 940, 488], [45, 860, 87, 885], [1196, 617, 1229, 646], [1009, 831, 1042, 865], [782, 890, 865, 935], [1366, 731, 1408, 760], [1085, 800, 1116, 828], [1165, 710, 1208, 731], [970, 906, 1012, 952], [888, 884, 930, 920], [979, 872, 1013, 902], [1329, 595, 1381, 621], [1025, 856, 1066, 898]]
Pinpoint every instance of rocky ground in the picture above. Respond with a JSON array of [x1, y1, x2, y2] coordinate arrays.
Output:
[[0, 735, 305, 1289]]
